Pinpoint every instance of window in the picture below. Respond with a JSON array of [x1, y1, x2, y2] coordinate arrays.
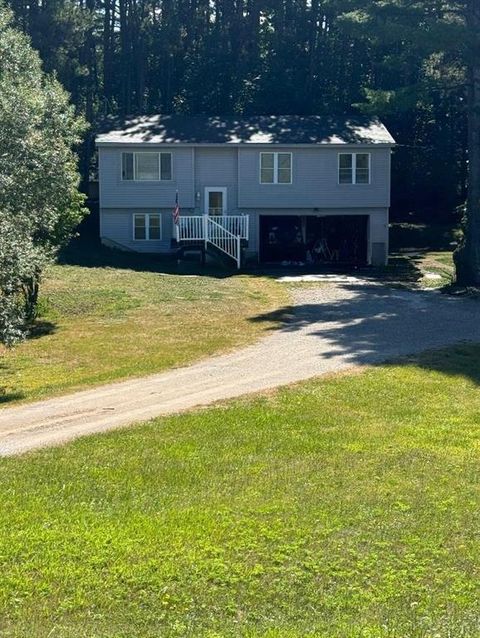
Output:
[[355, 153, 370, 184], [160, 153, 172, 180], [134, 214, 146, 240], [338, 153, 370, 184], [338, 153, 353, 184], [260, 152, 292, 184], [133, 213, 162, 240], [135, 153, 159, 181], [278, 153, 292, 183], [122, 152, 172, 181]]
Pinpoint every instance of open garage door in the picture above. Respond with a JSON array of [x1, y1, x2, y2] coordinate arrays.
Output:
[[259, 215, 304, 263], [306, 215, 368, 265], [260, 215, 368, 265]]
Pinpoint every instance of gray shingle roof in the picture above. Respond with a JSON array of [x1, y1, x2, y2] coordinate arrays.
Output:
[[96, 114, 395, 146]]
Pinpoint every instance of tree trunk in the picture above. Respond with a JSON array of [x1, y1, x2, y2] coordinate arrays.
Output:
[[23, 272, 41, 323], [454, 0, 480, 285], [103, 0, 115, 109]]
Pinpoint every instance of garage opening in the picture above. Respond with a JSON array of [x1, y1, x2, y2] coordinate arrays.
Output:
[[259, 215, 368, 265]]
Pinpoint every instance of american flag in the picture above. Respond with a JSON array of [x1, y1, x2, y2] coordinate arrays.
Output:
[[173, 191, 180, 225]]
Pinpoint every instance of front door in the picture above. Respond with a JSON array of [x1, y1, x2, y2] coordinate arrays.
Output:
[[204, 187, 227, 216]]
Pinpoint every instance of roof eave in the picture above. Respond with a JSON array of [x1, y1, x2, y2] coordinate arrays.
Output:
[[95, 140, 396, 148]]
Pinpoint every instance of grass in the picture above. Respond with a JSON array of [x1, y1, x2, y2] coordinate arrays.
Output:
[[413, 251, 455, 288], [1, 343, 480, 637], [374, 251, 454, 290], [386, 222, 456, 289], [0, 258, 287, 404]]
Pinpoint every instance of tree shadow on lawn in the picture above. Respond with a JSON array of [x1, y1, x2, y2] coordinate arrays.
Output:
[[60, 235, 427, 284], [0, 389, 25, 405], [27, 320, 56, 340], [250, 281, 480, 385], [58, 237, 234, 279]]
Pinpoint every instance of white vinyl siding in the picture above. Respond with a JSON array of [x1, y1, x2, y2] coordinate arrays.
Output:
[[238, 147, 390, 208], [133, 213, 162, 240], [122, 152, 172, 181], [260, 152, 292, 184], [338, 153, 370, 184]]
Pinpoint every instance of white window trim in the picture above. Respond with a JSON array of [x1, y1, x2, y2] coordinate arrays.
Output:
[[122, 151, 173, 182], [259, 152, 293, 185], [338, 152, 371, 185], [133, 213, 162, 241]]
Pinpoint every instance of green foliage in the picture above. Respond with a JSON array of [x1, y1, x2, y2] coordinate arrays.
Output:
[[2, 345, 480, 635], [341, 0, 480, 283], [5, 0, 470, 224], [3, 0, 476, 272], [0, 4, 87, 344], [342, 1, 468, 223], [0, 219, 46, 345]]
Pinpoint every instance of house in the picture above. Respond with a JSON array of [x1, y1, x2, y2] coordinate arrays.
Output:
[[96, 114, 395, 268]]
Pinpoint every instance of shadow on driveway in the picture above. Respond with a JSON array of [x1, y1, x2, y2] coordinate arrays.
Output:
[[250, 281, 480, 384]]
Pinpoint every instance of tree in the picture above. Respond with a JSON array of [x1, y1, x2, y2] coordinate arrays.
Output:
[[340, 0, 479, 284], [0, 220, 45, 346], [4, 0, 473, 259], [0, 4, 87, 345], [453, 0, 480, 285]]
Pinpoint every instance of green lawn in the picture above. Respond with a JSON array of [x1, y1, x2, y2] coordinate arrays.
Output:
[[386, 223, 456, 289], [378, 251, 454, 289], [1, 344, 480, 637], [0, 259, 287, 404], [411, 251, 455, 288]]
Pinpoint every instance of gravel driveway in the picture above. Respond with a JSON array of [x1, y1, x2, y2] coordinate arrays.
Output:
[[1, 279, 479, 456]]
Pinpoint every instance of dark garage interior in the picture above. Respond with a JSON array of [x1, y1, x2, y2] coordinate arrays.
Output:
[[259, 214, 368, 265]]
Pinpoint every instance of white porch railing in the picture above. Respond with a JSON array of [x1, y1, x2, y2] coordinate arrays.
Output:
[[176, 216, 204, 241], [175, 215, 249, 269], [206, 217, 242, 269]]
